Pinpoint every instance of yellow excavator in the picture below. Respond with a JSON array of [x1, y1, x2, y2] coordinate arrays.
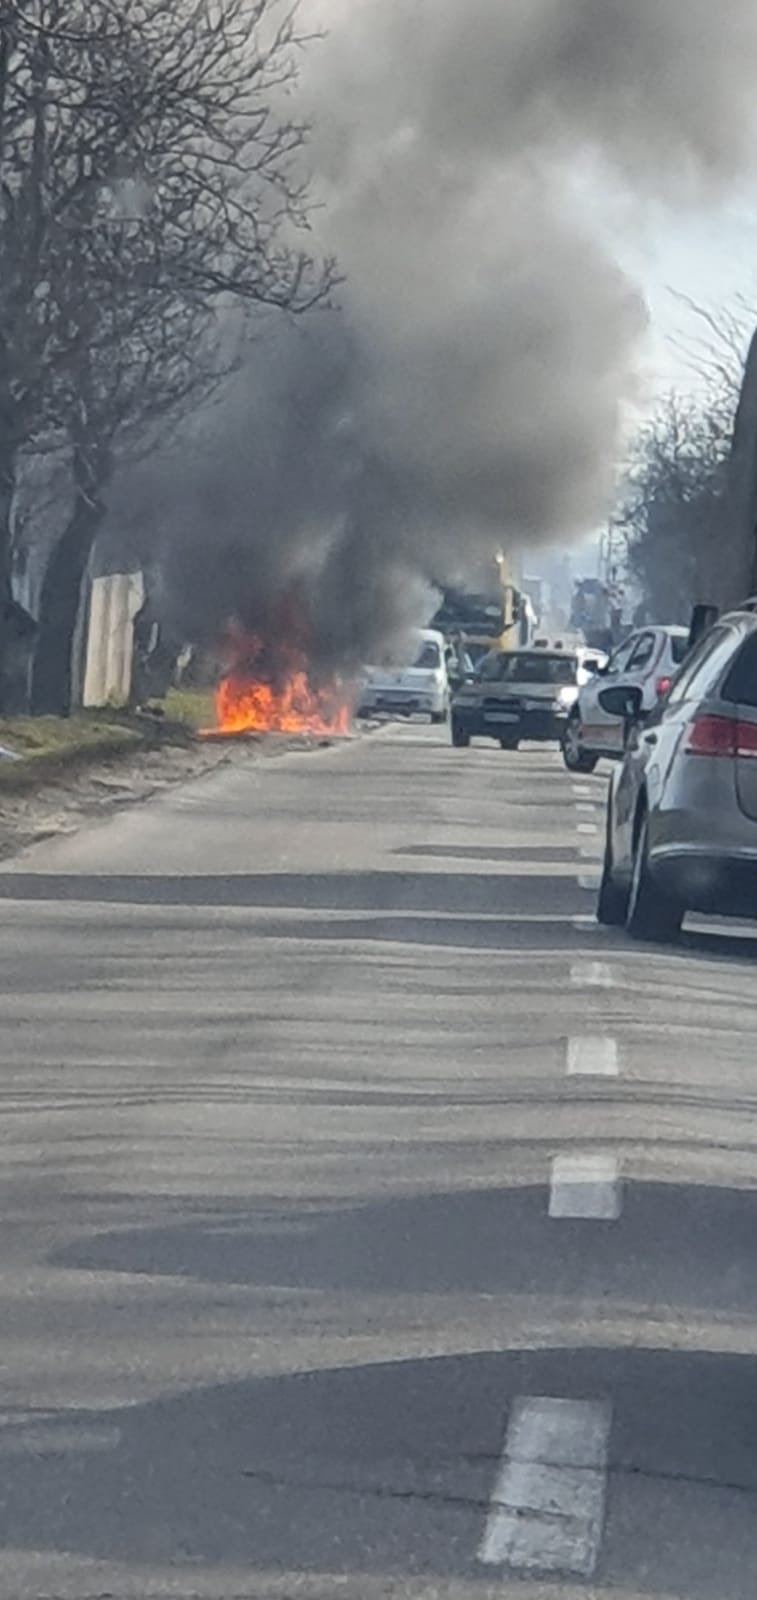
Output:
[[432, 550, 529, 662], [432, 549, 533, 689]]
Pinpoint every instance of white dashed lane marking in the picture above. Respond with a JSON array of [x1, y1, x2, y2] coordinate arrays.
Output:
[[577, 822, 599, 835], [575, 803, 597, 815], [571, 960, 614, 987], [480, 1396, 612, 1577], [549, 1154, 622, 1219], [566, 1037, 619, 1077]]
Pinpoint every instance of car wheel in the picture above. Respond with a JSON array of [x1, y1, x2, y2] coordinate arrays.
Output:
[[626, 812, 682, 943], [596, 793, 628, 927], [499, 737, 520, 750], [451, 719, 470, 748], [562, 711, 599, 774]]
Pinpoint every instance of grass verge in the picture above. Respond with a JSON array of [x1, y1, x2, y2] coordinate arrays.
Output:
[[0, 684, 218, 794], [0, 709, 170, 791], [161, 686, 216, 731]]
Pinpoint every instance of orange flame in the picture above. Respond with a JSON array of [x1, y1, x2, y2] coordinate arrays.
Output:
[[215, 671, 351, 736], [214, 631, 351, 736]]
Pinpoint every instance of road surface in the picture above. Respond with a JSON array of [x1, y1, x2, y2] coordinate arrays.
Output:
[[1, 723, 757, 1599]]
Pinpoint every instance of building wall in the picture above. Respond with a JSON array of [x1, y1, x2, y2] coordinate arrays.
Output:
[[82, 572, 145, 708]]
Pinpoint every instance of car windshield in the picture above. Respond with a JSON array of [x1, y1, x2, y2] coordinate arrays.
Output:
[[482, 652, 577, 685], [413, 640, 441, 669]]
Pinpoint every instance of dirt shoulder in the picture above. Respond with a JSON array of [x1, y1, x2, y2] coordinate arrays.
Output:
[[0, 710, 359, 863]]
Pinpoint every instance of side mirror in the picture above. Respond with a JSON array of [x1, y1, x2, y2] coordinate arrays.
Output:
[[598, 685, 643, 720], [583, 657, 603, 675]]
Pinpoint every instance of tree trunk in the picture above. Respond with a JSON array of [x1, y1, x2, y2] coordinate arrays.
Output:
[[0, 450, 14, 649], [30, 498, 104, 716], [0, 439, 36, 714]]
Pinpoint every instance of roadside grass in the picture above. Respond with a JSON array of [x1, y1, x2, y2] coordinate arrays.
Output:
[[161, 685, 216, 731], [0, 684, 218, 792], [0, 711, 144, 789]]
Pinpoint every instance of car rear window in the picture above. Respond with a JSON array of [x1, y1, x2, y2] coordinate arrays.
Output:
[[667, 625, 741, 706], [722, 632, 757, 707], [626, 633, 656, 671], [414, 641, 441, 669], [670, 635, 690, 665]]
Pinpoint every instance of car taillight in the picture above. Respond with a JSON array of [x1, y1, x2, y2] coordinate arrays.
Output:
[[736, 720, 757, 758], [685, 714, 757, 757], [655, 675, 672, 697]]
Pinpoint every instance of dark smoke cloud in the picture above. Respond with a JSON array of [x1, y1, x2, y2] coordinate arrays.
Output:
[[136, 0, 757, 668]]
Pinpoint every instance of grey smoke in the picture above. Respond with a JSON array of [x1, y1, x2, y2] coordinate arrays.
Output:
[[134, 0, 757, 668]]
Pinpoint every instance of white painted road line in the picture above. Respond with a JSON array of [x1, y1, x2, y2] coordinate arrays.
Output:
[[480, 1396, 612, 1577], [576, 803, 597, 814], [549, 1154, 622, 1219], [572, 784, 592, 797], [578, 822, 599, 835], [571, 960, 614, 987], [566, 1037, 619, 1077], [579, 843, 602, 859], [578, 872, 600, 890]]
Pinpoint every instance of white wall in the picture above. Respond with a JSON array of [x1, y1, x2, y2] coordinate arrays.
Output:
[[82, 571, 145, 708]]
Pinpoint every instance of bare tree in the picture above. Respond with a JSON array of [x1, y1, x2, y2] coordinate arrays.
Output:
[[614, 291, 757, 621], [0, 0, 336, 709], [618, 391, 735, 621], [668, 289, 754, 415], [28, 231, 230, 713]]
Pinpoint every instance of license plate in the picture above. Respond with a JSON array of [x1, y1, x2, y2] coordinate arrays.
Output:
[[484, 711, 519, 723]]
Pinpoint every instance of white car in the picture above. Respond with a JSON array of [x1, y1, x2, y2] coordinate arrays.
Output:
[[562, 625, 690, 773], [357, 628, 450, 723]]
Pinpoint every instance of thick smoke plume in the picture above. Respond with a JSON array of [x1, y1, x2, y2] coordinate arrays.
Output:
[[139, 0, 757, 669]]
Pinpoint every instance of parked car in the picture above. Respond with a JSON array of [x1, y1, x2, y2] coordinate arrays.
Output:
[[597, 608, 757, 941], [450, 648, 579, 749], [562, 625, 690, 773], [357, 628, 450, 722]]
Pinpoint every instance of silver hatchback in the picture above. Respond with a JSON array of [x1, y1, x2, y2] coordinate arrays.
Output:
[[598, 610, 757, 941]]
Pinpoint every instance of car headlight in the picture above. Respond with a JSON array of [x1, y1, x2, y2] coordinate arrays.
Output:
[[557, 687, 577, 708]]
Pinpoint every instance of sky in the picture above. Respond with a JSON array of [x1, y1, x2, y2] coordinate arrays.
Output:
[[532, 183, 757, 581], [623, 192, 757, 399]]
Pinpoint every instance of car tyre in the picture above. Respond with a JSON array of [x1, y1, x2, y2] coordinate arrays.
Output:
[[499, 737, 520, 750], [451, 719, 470, 748], [596, 794, 628, 927], [562, 710, 599, 774], [626, 812, 682, 943]]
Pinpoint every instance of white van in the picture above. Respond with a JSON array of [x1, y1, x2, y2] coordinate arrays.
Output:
[[358, 629, 450, 723]]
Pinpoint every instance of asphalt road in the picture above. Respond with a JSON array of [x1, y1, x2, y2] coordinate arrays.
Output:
[[2, 722, 757, 1599]]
